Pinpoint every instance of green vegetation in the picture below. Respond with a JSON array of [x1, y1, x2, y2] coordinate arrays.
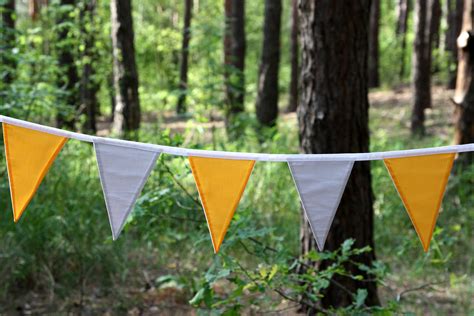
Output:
[[0, 0, 472, 314], [0, 95, 472, 314]]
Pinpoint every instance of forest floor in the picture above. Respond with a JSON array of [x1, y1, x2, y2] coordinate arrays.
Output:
[[6, 86, 471, 315], [145, 85, 455, 144]]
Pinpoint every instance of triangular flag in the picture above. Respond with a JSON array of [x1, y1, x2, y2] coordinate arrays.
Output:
[[189, 156, 255, 253], [3, 123, 68, 222], [94, 141, 159, 240], [288, 160, 354, 251], [384, 153, 455, 252]]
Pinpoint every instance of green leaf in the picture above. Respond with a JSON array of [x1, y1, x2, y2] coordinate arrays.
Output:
[[355, 289, 368, 308], [268, 265, 278, 281], [189, 287, 206, 306]]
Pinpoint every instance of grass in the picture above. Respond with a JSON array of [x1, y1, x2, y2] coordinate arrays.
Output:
[[0, 87, 472, 314]]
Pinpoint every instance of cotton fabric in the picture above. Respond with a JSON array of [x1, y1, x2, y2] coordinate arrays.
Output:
[[94, 141, 159, 239], [384, 153, 455, 251], [3, 123, 67, 222], [288, 160, 354, 251], [1, 115, 472, 162], [189, 156, 255, 253]]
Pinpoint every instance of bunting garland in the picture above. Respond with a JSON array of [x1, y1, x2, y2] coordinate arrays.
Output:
[[288, 160, 354, 251], [0, 115, 471, 253], [384, 154, 455, 251], [94, 140, 160, 240], [189, 156, 255, 253], [3, 123, 67, 222]]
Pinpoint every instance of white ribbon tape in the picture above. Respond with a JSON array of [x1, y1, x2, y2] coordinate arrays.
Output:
[[1, 115, 472, 161]]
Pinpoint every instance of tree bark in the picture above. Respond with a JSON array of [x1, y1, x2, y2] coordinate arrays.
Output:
[[80, 0, 99, 133], [287, 0, 299, 112], [396, 0, 411, 79], [224, 0, 232, 73], [454, 0, 474, 163], [224, 0, 246, 124], [1, 0, 16, 85], [446, 0, 464, 88], [177, 0, 193, 114], [298, 0, 379, 310], [56, 0, 80, 129], [411, 0, 432, 135], [430, 0, 442, 51], [256, 0, 282, 126], [368, 0, 380, 88], [29, 0, 48, 20], [110, 0, 141, 136]]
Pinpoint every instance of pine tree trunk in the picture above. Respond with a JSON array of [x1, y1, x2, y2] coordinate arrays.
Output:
[[56, 0, 80, 129], [298, 0, 379, 310], [411, 0, 432, 135], [111, 0, 141, 136], [429, 0, 442, 75], [1, 0, 16, 85], [80, 0, 99, 133], [446, 0, 464, 88], [256, 0, 282, 126], [430, 0, 442, 51], [287, 0, 299, 112], [224, 0, 232, 73], [108, 72, 115, 121], [454, 0, 474, 163], [224, 0, 246, 124], [230, 0, 246, 111], [29, 0, 49, 20], [368, 0, 380, 88], [177, 0, 193, 114], [396, 0, 410, 79]]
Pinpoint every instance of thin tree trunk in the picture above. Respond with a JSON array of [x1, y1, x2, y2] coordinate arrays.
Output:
[[453, 0, 474, 163], [29, 0, 48, 20], [224, 0, 246, 128], [368, 0, 380, 88], [287, 0, 299, 112], [256, 0, 282, 126], [177, 0, 193, 114], [430, 0, 442, 51], [298, 0, 379, 310], [56, 0, 80, 129], [80, 0, 99, 133], [429, 0, 442, 75], [230, 0, 246, 112], [446, 0, 464, 88], [396, 0, 411, 80], [224, 0, 232, 74], [110, 0, 141, 136], [29, 0, 39, 20], [411, 0, 432, 135], [1, 0, 16, 85]]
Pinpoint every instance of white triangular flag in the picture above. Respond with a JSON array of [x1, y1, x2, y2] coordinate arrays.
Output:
[[288, 160, 354, 251], [94, 141, 159, 240]]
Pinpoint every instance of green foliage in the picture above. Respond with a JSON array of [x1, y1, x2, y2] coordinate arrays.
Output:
[[188, 238, 393, 314], [0, 0, 472, 314], [0, 142, 126, 299], [1, 0, 111, 123]]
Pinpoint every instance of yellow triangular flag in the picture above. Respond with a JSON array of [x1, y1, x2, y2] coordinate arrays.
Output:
[[3, 123, 68, 222], [384, 153, 455, 251], [189, 156, 255, 253]]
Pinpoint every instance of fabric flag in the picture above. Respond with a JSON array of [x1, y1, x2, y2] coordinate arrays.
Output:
[[94, 141, 159, 240], [384, 153, 455, 252], [3, 123, 68, 222], [288, 160, 354, 251], [189, 156, 255, 253]]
